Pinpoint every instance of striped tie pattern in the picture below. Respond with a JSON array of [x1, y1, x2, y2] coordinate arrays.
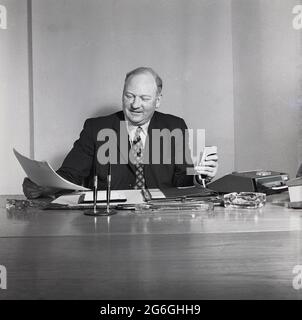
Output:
[[131, 126, 145, 189]]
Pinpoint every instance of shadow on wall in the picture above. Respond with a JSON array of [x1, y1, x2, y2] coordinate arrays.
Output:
[[49, 104, 120, 171]]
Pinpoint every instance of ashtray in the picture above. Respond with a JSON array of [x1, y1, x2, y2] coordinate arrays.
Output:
[[224, 192, 266, 209]]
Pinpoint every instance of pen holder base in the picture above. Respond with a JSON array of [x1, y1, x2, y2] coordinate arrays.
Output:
[[84, 208, 118, 216]]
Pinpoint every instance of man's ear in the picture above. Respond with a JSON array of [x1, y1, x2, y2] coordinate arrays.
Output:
[[155, 94, 162, 109]]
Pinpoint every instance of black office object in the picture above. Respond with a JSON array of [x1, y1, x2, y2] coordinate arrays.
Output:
[[208, 170, 289, 195], [145, 185, 221, 206], [160, 185, 217, 199]]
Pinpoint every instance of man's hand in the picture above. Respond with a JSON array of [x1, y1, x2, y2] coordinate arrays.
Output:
[[194, 153, 218, 181], [22, 177, 58, 199]]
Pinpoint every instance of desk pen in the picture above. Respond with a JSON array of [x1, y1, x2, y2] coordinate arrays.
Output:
[[93, 174, 98, 214], [106, 163, 111, 214], [199, 176, 206, 188]]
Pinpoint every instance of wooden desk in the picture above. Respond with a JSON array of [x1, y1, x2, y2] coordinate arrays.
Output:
[[0, 193, 302, 299]]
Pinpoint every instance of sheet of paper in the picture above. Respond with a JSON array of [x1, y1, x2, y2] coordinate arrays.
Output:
[[13, 148, 89, 191], [52, 193, 83, 206], [148, 188, 166, 199], [52, 190, 144, 206]]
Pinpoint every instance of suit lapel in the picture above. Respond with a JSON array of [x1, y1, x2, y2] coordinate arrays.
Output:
[[114, 112, 129, 165], [113, 111, 136, 175], [144, 111, 161, 186]]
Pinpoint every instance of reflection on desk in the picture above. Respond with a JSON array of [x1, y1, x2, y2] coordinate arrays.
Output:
[[0, 193, 302, 299]]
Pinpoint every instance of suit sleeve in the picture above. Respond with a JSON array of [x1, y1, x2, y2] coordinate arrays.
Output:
[[56, 119, 95, 185], [172, 119, 194, 187]]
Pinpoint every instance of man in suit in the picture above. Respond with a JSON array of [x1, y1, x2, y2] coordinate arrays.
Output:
[[23, 67, 218, 198]]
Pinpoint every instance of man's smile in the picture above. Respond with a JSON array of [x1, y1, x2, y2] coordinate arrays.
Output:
[[129, 109, 143, 114]]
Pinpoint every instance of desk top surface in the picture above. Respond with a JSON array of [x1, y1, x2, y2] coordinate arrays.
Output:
[[1, 193, 302, 300], [1, 193, 302, 237]]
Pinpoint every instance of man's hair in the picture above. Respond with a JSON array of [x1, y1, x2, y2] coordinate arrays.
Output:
[[125, 67, 163, 94]]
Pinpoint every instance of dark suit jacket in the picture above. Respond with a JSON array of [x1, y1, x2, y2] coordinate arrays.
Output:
[[57, 111, 194, 190], [297, 163, 302, 178]]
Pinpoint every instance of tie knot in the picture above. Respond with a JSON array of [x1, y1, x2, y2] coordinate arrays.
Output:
[[136, 126, 142, 134]]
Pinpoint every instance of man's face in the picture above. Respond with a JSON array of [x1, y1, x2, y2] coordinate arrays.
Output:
[[122, 73, 161, 126]]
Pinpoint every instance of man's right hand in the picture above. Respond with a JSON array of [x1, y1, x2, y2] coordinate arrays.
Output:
[[22, 177, 50, 199]]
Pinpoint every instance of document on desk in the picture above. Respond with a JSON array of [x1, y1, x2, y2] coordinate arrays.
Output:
[[13, 148, 89, 191], [148, 189, 166, 199], [51, 189, 143, 208]]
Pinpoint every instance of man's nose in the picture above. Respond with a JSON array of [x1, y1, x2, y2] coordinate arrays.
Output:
[[131, 96, 141, 109]]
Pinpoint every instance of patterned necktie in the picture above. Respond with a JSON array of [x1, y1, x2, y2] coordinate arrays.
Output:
[[131, 126, 145, 189]]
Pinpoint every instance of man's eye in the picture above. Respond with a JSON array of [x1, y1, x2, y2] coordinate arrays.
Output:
[[141, 97, 151, 102], [125, 94, 133, 99]]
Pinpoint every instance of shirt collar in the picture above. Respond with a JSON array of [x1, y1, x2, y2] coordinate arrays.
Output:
[[125, 120, 150, 138]]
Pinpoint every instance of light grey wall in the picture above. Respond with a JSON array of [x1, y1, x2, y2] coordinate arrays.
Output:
[[0, 0, 30, 194], [2, 0, 301, 194], [31, 0, 235, 178], [232, 0, 302, 179]]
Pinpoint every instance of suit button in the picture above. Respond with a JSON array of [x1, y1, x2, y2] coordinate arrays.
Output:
[[129, 184, 132, 188]]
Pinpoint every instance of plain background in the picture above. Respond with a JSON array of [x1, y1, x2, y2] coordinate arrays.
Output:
[[1, 0, 301, 194]]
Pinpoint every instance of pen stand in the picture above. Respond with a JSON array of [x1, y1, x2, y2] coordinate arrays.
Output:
[[84, 164, 116, 216], [84, 207, 117, 216]]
